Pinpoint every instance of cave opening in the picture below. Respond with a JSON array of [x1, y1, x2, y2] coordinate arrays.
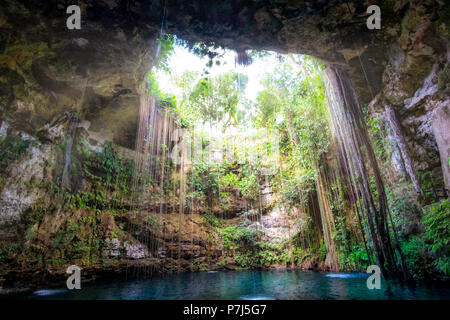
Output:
[[136, 39, 341, 274], [127, 35, 407, 280], [0, 1, 448, 300]]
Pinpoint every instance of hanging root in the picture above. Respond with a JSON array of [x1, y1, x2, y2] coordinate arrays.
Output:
[[235, 50, 252, 66]]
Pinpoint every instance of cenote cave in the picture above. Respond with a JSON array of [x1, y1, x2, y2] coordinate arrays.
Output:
[[0, 0, 449, 303]]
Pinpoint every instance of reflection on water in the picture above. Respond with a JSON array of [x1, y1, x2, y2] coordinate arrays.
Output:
[[325, 273, 367, 278], [17, 270, 450, 300], [32, 289, 68, 296], [239, 295, 276, 300]]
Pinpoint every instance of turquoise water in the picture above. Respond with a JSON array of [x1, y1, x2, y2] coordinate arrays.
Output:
[[18, 270, 450, 300]]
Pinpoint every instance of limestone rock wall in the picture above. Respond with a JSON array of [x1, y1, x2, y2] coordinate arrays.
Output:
[[1, 1, 447, 198], [432, 103, 450, 191], [371, 13, 449, 195]]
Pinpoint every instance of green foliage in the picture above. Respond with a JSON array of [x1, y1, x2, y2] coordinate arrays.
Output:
[[192, 257, 209, 271], [50, 214, 104, 267], [220, 226, 261, 250], [181, 40, 226, 69], [145, 72, 177, 106], [147, 215, 159, 228], [63, 188, 108, 211], [400, 236, 428, 279], [0, 242, 21, 265], [257, 247, 278, 266], [291, 216, 319, 249], [220, 171, 239, 189], [188, 160, 222, 198], [84, 142, 134, 195], [388, 185, 448, 278], [237, 173, 259, 200], [254, 55, 330, 168], [218, 226, 295, 268], [387, 184, 423, 237], [332, 214, 371, 271], [278, 170, 315, 208], [423, 200, 450, 275], [186, 71, 248, 131], [110, 231, 119, 239], [366, 114, 390, 162], [218, 165, 261, 201], [337, 244, 371, 271], [317, 242, 328, 262], [155, 34, 175, 72], [253, 55, 330, 210], [203, 211, 219, 227], [0, 135, 30, 171], [417, 171, 439, 203], [12, 139, 137, 269]]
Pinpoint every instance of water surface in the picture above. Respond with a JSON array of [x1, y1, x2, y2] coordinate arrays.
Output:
[[17, 270, 450, 300]]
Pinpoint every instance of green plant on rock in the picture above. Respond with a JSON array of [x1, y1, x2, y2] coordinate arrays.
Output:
[[203, 210, 219, 227], [423, 200, 450, 275], [220, 226, 261, 251], [0, 135, 30, 172], [83, 142, 134, 194], [317, 241, 328, 262], [192, 257, 209, 271], [238, 173, 260, 200], [0, 242, 21, 265], [400, 236, 428, 279], [417, 171, 439, 203], [220, 171, 239, 189]]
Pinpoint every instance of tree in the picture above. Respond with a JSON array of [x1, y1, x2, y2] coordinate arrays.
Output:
[[188, 71, 248, 132], [254, 55, 330, 171]]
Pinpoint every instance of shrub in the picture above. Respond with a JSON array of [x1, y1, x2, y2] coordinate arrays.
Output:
[[220, 226, 261, 250], [203, 211, 218, 227], [220, 171, 239, 189], [84, 142, 134, 193], [400, 236, 428, 279], [423, 200, 450, 275]]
